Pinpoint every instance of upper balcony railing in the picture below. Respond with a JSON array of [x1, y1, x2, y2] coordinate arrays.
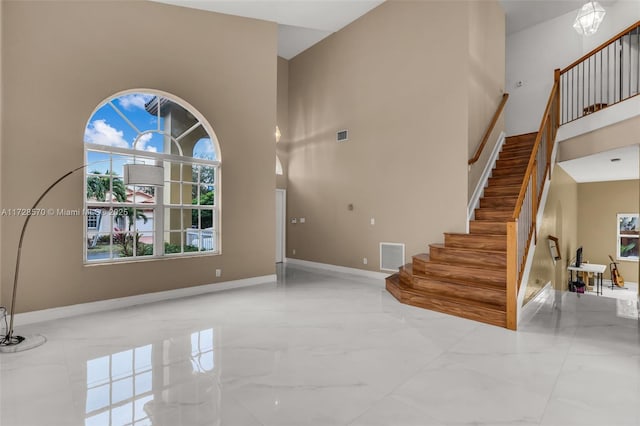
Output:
[[559, 20, 640, 124]]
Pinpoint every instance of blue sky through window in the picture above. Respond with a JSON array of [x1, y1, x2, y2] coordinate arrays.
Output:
[[85, 94, 166, 153], [85, 92, 217, 186]]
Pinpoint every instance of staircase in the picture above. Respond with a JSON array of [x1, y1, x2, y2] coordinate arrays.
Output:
[[386, 132, 537, 328]]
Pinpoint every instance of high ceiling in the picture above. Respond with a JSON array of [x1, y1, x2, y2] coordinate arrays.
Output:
[[152, 0, 637, 183], [152, 0, 384, 59], [153, 1, 621, 58]]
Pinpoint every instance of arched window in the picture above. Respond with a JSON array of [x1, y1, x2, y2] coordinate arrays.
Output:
[[84, 90, 220, 262]]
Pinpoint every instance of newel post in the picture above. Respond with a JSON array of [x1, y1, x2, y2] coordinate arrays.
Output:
[[506, 221, 518, 330]]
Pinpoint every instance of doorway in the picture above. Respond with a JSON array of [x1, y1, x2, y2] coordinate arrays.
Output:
[[275, 189, 286, 263]]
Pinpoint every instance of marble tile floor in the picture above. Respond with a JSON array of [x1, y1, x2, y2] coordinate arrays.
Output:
[[1, 264, 639, 426]]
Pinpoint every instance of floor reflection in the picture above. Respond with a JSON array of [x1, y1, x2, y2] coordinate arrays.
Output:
[[85, 329, 216, 426]]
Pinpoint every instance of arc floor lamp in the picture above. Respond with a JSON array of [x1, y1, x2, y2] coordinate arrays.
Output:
[[0, 163, 164, 353]]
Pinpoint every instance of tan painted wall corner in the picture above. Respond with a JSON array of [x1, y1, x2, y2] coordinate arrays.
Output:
[[578, 179, 640, 284], [286, 1, 505, 271]]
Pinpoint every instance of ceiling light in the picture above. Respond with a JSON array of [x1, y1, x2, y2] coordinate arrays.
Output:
[[573, 1, 606, 36]]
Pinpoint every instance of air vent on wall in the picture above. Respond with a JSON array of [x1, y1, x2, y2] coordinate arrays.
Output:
[[380, 242, 405, 272], [336, 130, 348, 142]]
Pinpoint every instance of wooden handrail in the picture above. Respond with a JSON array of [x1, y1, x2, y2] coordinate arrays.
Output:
[[512, 80, 558, 220], [560, 20, 640, 74], [468, 93, 509, 165]]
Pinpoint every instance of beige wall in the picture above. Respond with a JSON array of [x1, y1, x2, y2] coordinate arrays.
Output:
[[1, 1, 277, 313], [559, 116, 640, 162], [276, 57, 289, 190], [578, 180, 640, 284], [467, 0, 506, 198], [286, 1, 504, 270], [524, 166, 579, 303]]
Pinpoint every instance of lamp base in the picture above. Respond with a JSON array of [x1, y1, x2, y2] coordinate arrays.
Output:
[[0, 334, 46, 353]]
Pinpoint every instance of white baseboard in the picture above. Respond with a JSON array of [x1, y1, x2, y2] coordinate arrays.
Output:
[[519, 282, 553, 326], [285, 258, 388, 281], [12, 274, 276, 327], [468, 132, 506, 228]]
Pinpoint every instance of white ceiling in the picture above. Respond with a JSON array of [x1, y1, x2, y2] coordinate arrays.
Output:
[[558, 145, 640, 183], [154, 1, 620, 56], [152, 0, 384, 59]]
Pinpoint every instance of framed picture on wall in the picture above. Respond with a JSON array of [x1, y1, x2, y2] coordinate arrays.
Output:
[[617, 213, 639, 261]]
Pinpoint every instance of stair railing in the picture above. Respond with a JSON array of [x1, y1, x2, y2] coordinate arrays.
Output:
[[505, 21, 640, 330], [468, 93, 510, 165], [505, 72, 560, 330], [559, 20, 640, 124]]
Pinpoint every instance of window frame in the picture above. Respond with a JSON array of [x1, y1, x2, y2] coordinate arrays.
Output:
[[83, 90, 221, 264], [617, 213, 639, 262]]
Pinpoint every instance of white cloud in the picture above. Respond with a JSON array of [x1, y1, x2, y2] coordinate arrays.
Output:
[[193, 138, 216, 159], [85, 120, 129, 148], [118, 94, 153, 111], [134, 133, 157, 152]]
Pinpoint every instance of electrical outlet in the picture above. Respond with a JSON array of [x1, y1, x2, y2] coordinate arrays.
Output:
[[370, 218, 375, 225], [215, 269, 222, 277], [292, 249, 296, 255], [291, 218, 297, 224], [300, 217, 306, 223], [363, 257, 368, 265]]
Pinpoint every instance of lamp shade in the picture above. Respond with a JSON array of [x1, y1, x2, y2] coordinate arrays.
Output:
[[123, 164, 164, 186], [573, 1, 606, 36]]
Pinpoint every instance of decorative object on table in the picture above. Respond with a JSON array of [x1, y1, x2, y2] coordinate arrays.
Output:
[[0, 163, 163, 353]]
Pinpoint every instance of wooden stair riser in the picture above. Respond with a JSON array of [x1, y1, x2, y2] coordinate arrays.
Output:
[[411, 253, 430, 275], [488, 175, 525, 186], [385, 275, 404, 301], [499, 148, 533, 159], [495, 158, 530, 169], [419, 261, 506, 286], [429, 244, 506, 268], [502, 141, 535, 150], [411, 276, 506, 308], [475, 209, 513, 221], [480, 196, 517, 209], [491, 167, 526, 177], [444, 233, 506, 251], [389, 282, 506, 327], [484, 185, 521, 197], [504, 133, 537, 145], [469, 220, 507, 235]]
